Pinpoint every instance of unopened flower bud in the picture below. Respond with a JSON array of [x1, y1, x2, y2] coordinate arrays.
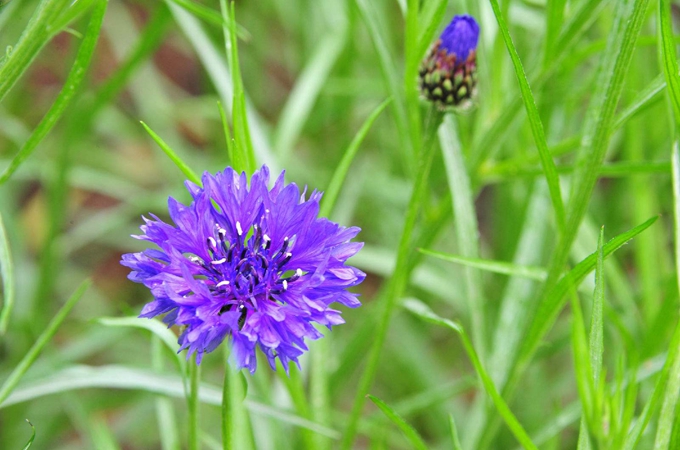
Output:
[[419, 15, 479, 110]]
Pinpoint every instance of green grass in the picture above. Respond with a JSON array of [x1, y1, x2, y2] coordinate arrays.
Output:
[[1, 0, 680, 448]]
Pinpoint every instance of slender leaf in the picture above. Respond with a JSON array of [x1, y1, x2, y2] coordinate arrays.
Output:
[[166, 0, 276, 170], [274, 30, 347, 161], [368, 395, 428, 450], [98, 316, 187, 391], [624, 323, 680, 450], [0, 211, 14, 335], [320, 98, 390, 218], [21, 420, 36, 450], [449, 415, 463, 450], [403, 299, 538, 450], [355, 0, 413, 170], [0, 279, 91, 405], [417, 0, 448, 59], [140, 121, 201, 185], [654, 143, 680, 449], [0, 0, 108, 184], [488, 0, 566, 234], [439, 116, 486, 359], [168, 0, 249, 39], [340, 109, 444, 449], [513, 216, 657, 419], [420, 249, 546, 281], [0, 0, 71, 103], [222, 0, 256, 174], [507, 0, 652, 417], [575, 227, 605, 447], [572, 289, 595, 450], [659, 0, 680, 127], [590, 227, 605, 384]]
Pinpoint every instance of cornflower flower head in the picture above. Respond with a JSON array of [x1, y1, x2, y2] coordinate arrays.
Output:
[[121, 166, 365, 373], [419, 14, 480, 110]]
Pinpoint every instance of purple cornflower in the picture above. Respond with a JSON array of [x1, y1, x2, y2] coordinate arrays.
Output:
[[419, 14, 480, 109], [121, 166, 365, 373]]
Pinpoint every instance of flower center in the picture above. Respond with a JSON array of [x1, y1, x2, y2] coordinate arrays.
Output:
[[188, 222, 303, 329]]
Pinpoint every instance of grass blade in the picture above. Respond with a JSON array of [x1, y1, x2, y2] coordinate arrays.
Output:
[[612, 73, 665, 130], [576, 227, 606, 447], [152, 336, 181, 450], [572, 289, 595, 449], [98, 316, 187, 390], [274, 30, 347, 161], [506, 0, 651, 419], [0, 0, 71, 103], [488, 0, 566, 234], [355, 0, 413, 170], [140, 121, 201, 185], [624, 322, 680, 450], [420, 248, 546, 281], [653, 143, 680, 449], [449, 414, 463, 450], [221, 0, 257, 174], [0, 0, 108, 184], [320, 98, 390, 217], [659, 0, 680, 127], [166, 0, 276, 170], [368, 394, 428, 450], [417, 0, 448, 59], [0, 211, 14, 335], [519, 216, 658, 378], [403, 299, 538, 450], [439, 116, 486, 359], [489, 184, 550, 388], [21, 420, 36, 450], [0, 279, 91, 405], [0, 364, 340, 439], [590, 227, 605, 384], [340, 109, 444, 449]]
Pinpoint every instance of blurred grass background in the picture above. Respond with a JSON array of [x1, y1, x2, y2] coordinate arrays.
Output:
[[1, 0, 680, 448]]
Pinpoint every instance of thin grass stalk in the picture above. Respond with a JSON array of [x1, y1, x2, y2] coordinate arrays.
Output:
[[340, 107, 444, 449]]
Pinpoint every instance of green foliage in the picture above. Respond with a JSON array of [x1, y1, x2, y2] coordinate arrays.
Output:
[[1, 0, 679, 448]]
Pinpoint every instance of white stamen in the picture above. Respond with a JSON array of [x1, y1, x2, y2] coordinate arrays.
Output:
[[189, 256, 201, 263], [262, 235, 271, 249], [296, 268, 302, 277], [211, 258, 227, 265], [283, 280, 288, 290], [286, 252, 292, 258], [207, 237, 217, 248], [216, 280, 230, 288], [236, 221, 243, 235]]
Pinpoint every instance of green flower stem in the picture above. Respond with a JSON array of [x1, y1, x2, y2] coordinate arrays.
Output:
[[188, 362, 200, 450], [341, 107, 444, 449], [221, 363, 233, 450]]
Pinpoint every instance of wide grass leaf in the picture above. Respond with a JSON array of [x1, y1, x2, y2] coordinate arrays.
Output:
[[0, 364, 341, 439]]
